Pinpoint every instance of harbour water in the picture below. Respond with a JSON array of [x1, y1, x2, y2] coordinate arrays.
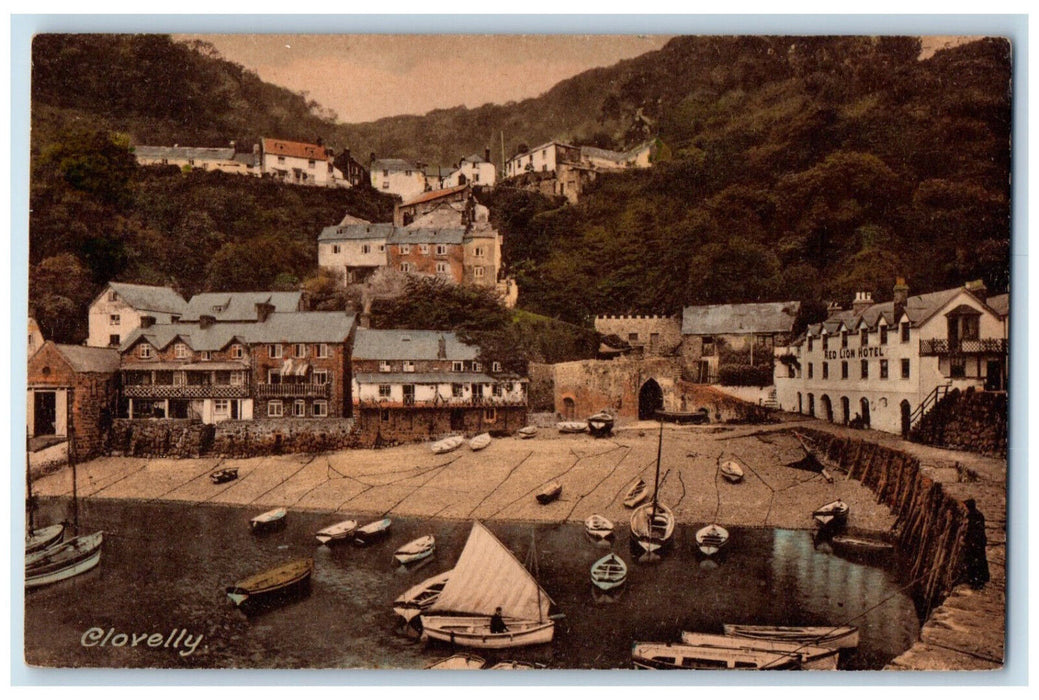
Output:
[[24, 497, 919, 670]]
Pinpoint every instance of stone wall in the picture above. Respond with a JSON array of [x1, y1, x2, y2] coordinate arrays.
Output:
[[353, 407, 526, 448], [593, 315, 682, 357], [675, 383, 775, 424], [212, 418, 357, 456], [110, 419, 214, 458], [910, 388, 1007, 458], [527, 363, 556, 411], [549, 357, 684, 420]]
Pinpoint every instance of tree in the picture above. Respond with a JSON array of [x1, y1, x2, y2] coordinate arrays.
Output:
[[29, 254, 94, 343]]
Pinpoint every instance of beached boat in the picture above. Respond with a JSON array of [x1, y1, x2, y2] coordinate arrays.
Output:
[[829, 534, 895, 558], [394, 535, 436, 566], [630, 421, 675, 557], [420, 522, 556, 649], [26, 522, 65, 554], [518, 426, 538, 439], [557, 421, 588, 434], [584, 514, 615, 540], [722, 624, 860, 650], [354, 518, 392, 546], [590, 552, 627, 591], [694, 524, 730, 557], [719, 460, 744, 484], [210, 467, 238, 484], [225, 558, 313, 608], [536, 482, 562, 505], [488, 660, 545, 670], [393, 569, 453, 623], [793, 431, 836, 482], [315, 519, 358, 546], [250, 507, 287, 531], [469, 433, 492, 451], [656, 408, 711, 425], [431, 435, 466, 454], [425, 654, 486, 670], [679, 631, 838, 670], [587, 411, 615, 438], [622, 478, 649, 508], [25, 532, 104, 589], [812, 499, 849, 529], [632, 641, 800, 670]]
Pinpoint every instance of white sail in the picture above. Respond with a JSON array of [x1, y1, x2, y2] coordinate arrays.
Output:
[[428, 522, 552, 621]]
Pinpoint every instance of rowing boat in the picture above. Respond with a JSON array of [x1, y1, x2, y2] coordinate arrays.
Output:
[[694, 524, 730, 557], [536, 482, 562, 505], [517, 426, 538, 439], [812, 499, 849, 529], [225, 558, 313, 608], [250, 507, 287, 531], [623, 478, 649, 508], [587, 411, 615, 438], [210, 467, 238, 484], [590, 552, 627, 591], [431, 435, 465, 454], [557, 421, 588, 434], [469, 433, 492, 451], [426, 654, 486, 669], [679, 631, 839, 670], [584, 514, 615, 540], [26, 522, 65, 554], [354, 518, 392, 546], [722, 624, 860, 650], [315, 519, 358, 545], [394, 534, 436, 565], [393, 569, 453, 623], [720, 460, 744, 483], [25, 531, 103, 588], [632, 641, 799, 670]]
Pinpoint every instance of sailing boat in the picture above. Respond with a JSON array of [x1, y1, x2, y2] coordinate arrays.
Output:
[[629, 419, 675, 558], [420, 522, 556, 649], [25, 434, 65, 553]]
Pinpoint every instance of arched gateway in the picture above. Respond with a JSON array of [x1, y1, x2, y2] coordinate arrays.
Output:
[[638, 379, 664, 420]]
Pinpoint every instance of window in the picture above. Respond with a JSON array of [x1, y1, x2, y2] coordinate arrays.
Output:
[[378, 384, 391, 398], [629, 332, 640, 343], [452, 383, 463, 397], [474, 266, 485, 278], [378, 244, 385, 252], [268, 369, 282, 384], [382, 182, 389, 189], [277, 155, 285, 163], [403, 384, 415, 406], [109, 334, 120, 346], [110, 314, 120, 326], [950, 357, 966, 378], [382, 169, 389, 177], [108, 291, 118, 302], [435, 244, 448, 256], [822, 362, 829, 379], [399, 244, 411, 255], [492, 383, 503, 397], [173, 372, 186, 386], [880, 360, 889, 379], [807, 363, 813, 379], [861, 329, 869, 346], [381, 409, 390, 422], [861, 360, 869, 379], [403, 361, 416, 373], [308, 159, 315, 169], [316, 343, 330, 358], [901, 358, 911, 379], [436, 262, 449, 275], [313, 401, 328, 417], [313, 369, 328, 385], [268, 344, 282, 359], [807, 337, 814, 352], [822, 335, 829, 351], [379, 361, 392, 373], [420, 244, 430, 255], [230, 371, 246, 386], [474, 246, 485, 257], [841, 331, 848, 348], [139, 344, 153, 359], [452, 361, 464, 372], [841, 361, 848, 379], [492, 361, 502, 373], [199, 351, 211, 361], [361, 244, 371, 254], [175, 343, 189, 359], [484, 408, 497, 422], [332, 244, 341, 254], [400, 262, 413, 273], [294, 400, 306, 417], [230, 345, 244, 359], [472, 362, 482, 372], [294, 343, 306, 358], [268, 400, 283, 417], [880, 326, 888, 344], [702, 336, 715, 356], [214, 399, 229, 415]]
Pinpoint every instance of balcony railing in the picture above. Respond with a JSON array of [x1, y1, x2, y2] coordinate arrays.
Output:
[[255, 382, 332, 398], [919, 338, 1008, 356], [123, 384, 250, 399]]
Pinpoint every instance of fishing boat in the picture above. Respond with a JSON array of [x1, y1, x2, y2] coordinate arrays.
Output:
[[679, 631, 839, 670], [793, 431, 836, 482], [535, 482, 562, 505], [630, 421, 675, 557], [354, 517, 392, 546], [584, 514, 615, 540], [469, 433, 492, 451], [420, 522, 556, 649], [225, 558, 313, 608], [425, 654, 486, 670], [431, 435, 465, 454], [394, 534, 436, 565], [210, 467, 238, 484], [719, 460, 744, 484], [557, 421, 588, 434], [26, 522, 65, 554], [314, 519, 358, 546], [393, 569, 453, 624], [488, 660, 545, 670], [812, 499, 849, 529], [631, 641, 800, 670], [250, 507, 287, 531], [829, 534, 895, 558], [590, 552, 627, 591], [517, 426, 538, 439], [587, 411, 615, 438], [722, 624, 860, 650], [694, 524, 730, 557], [622, 478, 649, 508], [25, 531, 104, 589]]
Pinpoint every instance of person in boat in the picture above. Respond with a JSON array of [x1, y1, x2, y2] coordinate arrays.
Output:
[[490, 606, 508, 634], [961, 499, 990, 590]]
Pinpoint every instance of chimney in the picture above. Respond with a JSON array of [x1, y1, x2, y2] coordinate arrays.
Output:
[[965, 279, 988, 302], [359, 312, 370, 329], [437, 335, 447, 360], [893, 277, 909, 319], [485, 147, 491, 163], [199, 314, 216, 330], [140, 315, 156, 329], [255, 301, 275, 323], [253, 143, 260, 154], [826, 301, 842, 316], [851, 291, 874, 315]]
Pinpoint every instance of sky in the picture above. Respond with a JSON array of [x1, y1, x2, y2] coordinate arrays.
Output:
[[175, 34, 674, 123]]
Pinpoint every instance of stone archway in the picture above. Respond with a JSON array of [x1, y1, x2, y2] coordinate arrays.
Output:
[[860, 397, 871, 428], [562, 397, 576, 421], [841, 396, 850, 425], [901, 399, 912, 438], [821, 395, 834, 423], [638, 379, 664, 420]]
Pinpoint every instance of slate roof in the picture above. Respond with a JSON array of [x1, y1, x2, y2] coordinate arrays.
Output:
[[121, 312, 355, 352], [352, 329, 478, 361], [181, 292, 303, 322], [400, 184, 469, 207], [338, 212, 372, 226], [354, 372, 495, 384], [682, 301, 801, 336], [580, 146, 629, 163], [318, 223, 394, 243], [106, 283, 187, 314], [135, 146, 235, 161], [372, 158, 418, 172], [231, 151, 260, 167], [806, 286, 1002, 336], [387, 228, 466, 245], [987, 293, 1009, 318], [406, 203, 467, 229], [262, 138, 331, 162], [460, 153, 488, 164], [55, 344, 121, 373]]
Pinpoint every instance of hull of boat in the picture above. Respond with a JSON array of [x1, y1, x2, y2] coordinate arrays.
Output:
[[421, 616, 555, 649], [354, 519, 392, 546], [587, 414, 614, 438], [25, 533, 104, 588], [536, 484, 562, 504], [720, 461, 744, 483], [518, 427, 537, 439], [590, 553, 627, 591], [426, 654, 486, 669], [394, 536, 436, 565], [680, 631, 839, 670], [830, 535, 894, 558], [26, 523, 65, 554], [812, 501, 849, 529], [623, 481, 649, 508], [469, 434, 492, 451], [432, 436, 465, 454], [210, 469, 238, 484], [722, 624, 860, 650], [557, 422, 587, 434], [250, 509, 287, 531], [315, 520, 358, 545], [226, 558, 313, 607], [632, 642, 799, 670], [695, 525, 730, 557], [630, 503, 675, 554]]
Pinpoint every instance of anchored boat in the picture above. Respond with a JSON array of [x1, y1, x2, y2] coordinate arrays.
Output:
[[431, 435, 465, 454], [393, 568, 453, 624], [722, 624, 860, 650], [812, 500, 849, 530], [354, 518, 392, 546], [630, 421, 675, 557], [590, 552, 627, 591], [557, 421, 588, 434], [210, 467, 239, 484], [536, 482, 562, 505], [584, 514, 615, 541], [250, 507, 287, 532], [622, 478, 649, 508], [587, 411, 615, 438], [394, 534, 436, 566], [26, 522, 65, 555], [25, 532, 104, 589], [632, 641, 800, 670], [315, 519, 358, 546], [425, 654, 486, 670], [225, 558, 313, 608], [517, 426, 538, 439], [694, 524, 730, 557], [679, 631, 839, 670]]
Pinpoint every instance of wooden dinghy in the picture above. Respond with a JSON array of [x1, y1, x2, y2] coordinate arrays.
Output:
[[793, 431, 836, 482], [517, 426, 538, 439], [557, 421, 588, 434], [812, 499, 849, 529], [210, 467, 238, 484], [722, 624, 860, 650], [425, 654, 486, 670], [354, 518, 393, 546], [469, 433, 492, 451], [25, 532, 103, 589], [719, 460, 744, 484], [393, 568, 453, 623], [630, 502, 675, 556], [694, 524, 730, 557], [584, 514, 615, 540], [590, 552, 627, 591], [26, 522, 65, 554], [587, 411, 615, 438], [315, 519, 357, 546], [488, 660, 545, 670], [250, 507, 287, 531], [431, 435, 466, 454], [631, 641, 800, 670], [829, 534, 895, 559], [225, 558, 313, 608], [680, 631, 838, 670], [623, 478, 649, 508], [535, 482, 562, 505], [394, 534, 436, 566]]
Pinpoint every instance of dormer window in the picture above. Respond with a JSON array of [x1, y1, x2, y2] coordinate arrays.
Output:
[[230, 344, 244, 359], [452, 361, 464, 372], [492, 361, 502, 373], [379, 361, 392, 373], [403, 361, 416, 373], [861, 329, 869, 346], [175, 343, 189, 359], [138, 344, 153, 359], [108, 291, 118, 302], [880, 326, 888, 344], [841, 331, 848, 348]]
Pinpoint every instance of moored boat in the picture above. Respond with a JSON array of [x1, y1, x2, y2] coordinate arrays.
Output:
[[354, 517, 393, 546], [695, 524, 730, 557], [315, 519, 358, 546], [587, 411, 615, 438], [719, 460, 744, 483], [535, 482, 562, 505], [590, 552, 627, 591], [622, 478, 649, 508], [250, 507, 287, 531], [469, 433, 492, 451], [557, 421, 588, 434], [679, 631, 838, 670], [631, 641, 800, 670], [517, 426, 538, 439], [812, 499, 849, 529], [394, 534, 436, 565], [210, 467, 239, 484], [630, 502, 675, 556], [722, 624, 860, 650], [829, 534, 895, 559], [26, 522, 65, 554], [431, 435, 466, 454], [25, 531, 103, 589], [584, 514, 614, 540], [225, 558, 313, 608], [393, 568, 453, 623], [425, 654, 486, 670]]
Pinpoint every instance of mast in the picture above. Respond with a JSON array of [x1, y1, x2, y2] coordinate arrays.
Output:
[[69, 390, 78, 536], [26, 432, 35, 534], [652, 416, 663, 515]]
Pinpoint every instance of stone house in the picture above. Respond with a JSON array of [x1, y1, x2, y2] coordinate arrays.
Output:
[[680, 301, 801, 383], [504, 141, 582, 179], [370, 158, 428, 201], [27, 341, 120, 460], [28, 317, 44, 358], [261, 138, 345, 187], [351, 328, 527, 443], [594, 315, 682, 358], [87, 282, 188, 348], [180, 291, 305, 322], [394, 184, 470, 226], [442, 151, 496, 188], [317, 217, 393, 285], [134, 145, 260, 177]]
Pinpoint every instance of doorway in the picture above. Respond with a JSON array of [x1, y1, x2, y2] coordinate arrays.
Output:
[[841, 396, 850, 425], [821, 395, 833, 423], [638, 379, 664, 420], [562, 397, 576, 421], [33, 391, 57, 436], [860, 397, 871, 428], [900, 400, 912, 438]]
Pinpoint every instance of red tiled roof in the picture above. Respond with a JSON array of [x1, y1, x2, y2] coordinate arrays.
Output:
[[262, 138, 331, 162], [401, 184, 469, 207]]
